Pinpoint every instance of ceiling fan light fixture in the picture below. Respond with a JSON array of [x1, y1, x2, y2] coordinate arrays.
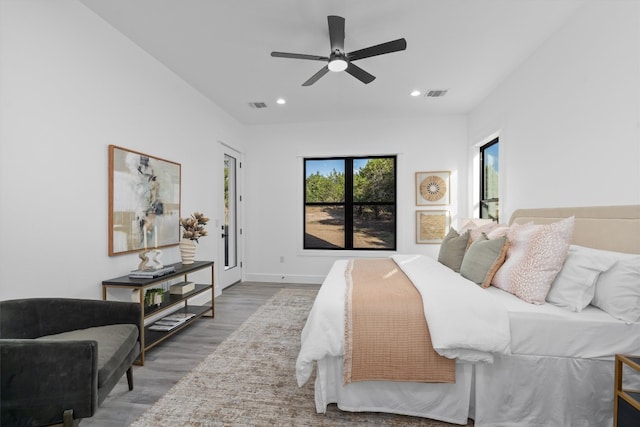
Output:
[[271, 15, 407, 85], [328, 58, 348, 72]]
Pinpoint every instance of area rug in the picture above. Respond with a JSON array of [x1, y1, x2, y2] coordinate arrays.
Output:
[[130, 288, 471, 426]]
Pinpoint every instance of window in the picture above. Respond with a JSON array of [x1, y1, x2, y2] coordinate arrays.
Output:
[[304, 156, 396, 250], [480, 138, 499, 221]]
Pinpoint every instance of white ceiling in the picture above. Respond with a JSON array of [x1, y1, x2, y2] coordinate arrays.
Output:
[[79, 0, 583, 125]]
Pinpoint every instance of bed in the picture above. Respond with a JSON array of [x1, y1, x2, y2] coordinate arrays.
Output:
[[296, 205, 640, 426]]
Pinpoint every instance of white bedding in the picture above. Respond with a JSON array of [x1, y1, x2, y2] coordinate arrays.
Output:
[[297, 254, 640, 426], [486, 286, 640, 358], [296, 255, 511, 386], [392, 254, 511, 362]]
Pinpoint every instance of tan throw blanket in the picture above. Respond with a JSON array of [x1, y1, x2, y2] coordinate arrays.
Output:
[[343, 258, 455, 384]]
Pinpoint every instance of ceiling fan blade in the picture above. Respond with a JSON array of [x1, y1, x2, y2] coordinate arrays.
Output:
[[271, 52, 329, 61], [302, 65, 330, 86], [328, 15, 345, 52], [348, 38, 407, 61], [345, 63, 375, 84]]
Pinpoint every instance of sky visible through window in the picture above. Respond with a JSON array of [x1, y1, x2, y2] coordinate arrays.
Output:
[[485, 143, 499, 172], [305, 159, 369, 177]]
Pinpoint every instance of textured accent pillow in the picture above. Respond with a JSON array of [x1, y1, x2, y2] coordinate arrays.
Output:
[[591, 252, 640, 323], [492, 216, 575, 304], [460, 234, 509, 287], [486, 225, 510, 240], [459, 220, 497, 246], [546, 245, 619, 312], [437, 228, 470, 272]]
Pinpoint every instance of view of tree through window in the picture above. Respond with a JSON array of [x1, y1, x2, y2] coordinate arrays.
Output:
[[304, 156, 396, 250], [480, 138, 499, 221]]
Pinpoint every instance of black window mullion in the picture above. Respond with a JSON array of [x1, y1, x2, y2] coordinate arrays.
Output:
[[344, 158, 354, 249]]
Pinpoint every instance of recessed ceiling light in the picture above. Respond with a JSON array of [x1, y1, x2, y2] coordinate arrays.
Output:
[[276, 98, 286, 105], [410, 90, 421, 97]]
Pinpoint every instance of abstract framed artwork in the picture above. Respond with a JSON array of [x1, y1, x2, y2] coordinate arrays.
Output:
[[416, 210, 450, 244], [109, 145, 181, 256], [416, 171, 450, 206]]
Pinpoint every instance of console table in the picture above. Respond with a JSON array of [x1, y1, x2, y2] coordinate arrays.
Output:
[[102, 261, 214, 365]]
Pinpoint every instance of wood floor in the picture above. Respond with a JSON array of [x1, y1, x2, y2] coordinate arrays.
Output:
[[83, 281, 319, 427]]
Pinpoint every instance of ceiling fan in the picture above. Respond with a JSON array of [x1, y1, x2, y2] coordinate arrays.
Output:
[[271, 15, 407, 86]]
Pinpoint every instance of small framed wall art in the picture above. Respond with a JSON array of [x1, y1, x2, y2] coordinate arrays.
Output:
[[416, 171, 450, 206], [416, 210, 450, 244], [109, 145, 181, 256]]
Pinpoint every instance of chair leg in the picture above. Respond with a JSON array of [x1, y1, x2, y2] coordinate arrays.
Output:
[[62, 409, 80, 427], [126, 366, 134, 391]]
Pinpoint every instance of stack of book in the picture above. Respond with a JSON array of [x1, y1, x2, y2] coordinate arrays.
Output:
[[129, 265, 176, 279], [148, 312, 196, 332]]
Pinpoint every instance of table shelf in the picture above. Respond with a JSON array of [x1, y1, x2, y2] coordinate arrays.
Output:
[[102, 261, 214, 365]]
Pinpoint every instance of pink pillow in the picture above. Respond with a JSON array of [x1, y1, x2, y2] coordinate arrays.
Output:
[[486, 224, 510, 239], [491, 217, 575, 304], [459, 220, 497, 245]]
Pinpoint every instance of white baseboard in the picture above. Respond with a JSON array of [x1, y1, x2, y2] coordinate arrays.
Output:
[[242, 273, 325, 285]]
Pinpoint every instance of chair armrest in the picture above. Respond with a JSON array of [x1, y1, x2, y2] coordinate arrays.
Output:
[[0, 339, 98, 425], [0, 298, 141, 338]]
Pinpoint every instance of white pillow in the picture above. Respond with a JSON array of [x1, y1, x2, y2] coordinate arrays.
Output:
[[546, 245, 618, 312], [591, 252, 640, 323]]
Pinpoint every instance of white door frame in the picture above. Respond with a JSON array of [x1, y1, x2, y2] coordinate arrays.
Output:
[[219, 142, 243, 289]]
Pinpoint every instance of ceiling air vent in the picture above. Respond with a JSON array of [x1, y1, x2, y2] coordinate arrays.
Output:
[[248, 102, 267, 109], [425, 89, 448, 98]]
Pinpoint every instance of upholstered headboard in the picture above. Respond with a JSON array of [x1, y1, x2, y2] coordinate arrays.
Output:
[[509, 205, 640, 254]]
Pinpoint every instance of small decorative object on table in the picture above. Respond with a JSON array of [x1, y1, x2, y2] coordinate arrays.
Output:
[[170, 281, 195, 295], [137, 250, 164, 271], [148, 249, 163, 269], [137, 223, 165, 271], [144, 288, 165, 307], [179, 212, 209, 264]]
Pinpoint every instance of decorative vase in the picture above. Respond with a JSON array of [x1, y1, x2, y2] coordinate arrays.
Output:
[[179, 239, 197, 264]]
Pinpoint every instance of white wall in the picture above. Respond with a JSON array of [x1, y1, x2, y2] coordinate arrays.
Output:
[[243, 116, 467, 283], [0, 0, 246, 300], [468, 1, 640, 222], [2, 1, 637, 298]]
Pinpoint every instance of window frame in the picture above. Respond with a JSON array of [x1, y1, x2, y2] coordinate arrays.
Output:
[[479, 137, 499, 222], [303, 155, 397, 251]]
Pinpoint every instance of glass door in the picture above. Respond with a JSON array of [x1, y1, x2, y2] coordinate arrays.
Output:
[[220, 144, 242, 288]]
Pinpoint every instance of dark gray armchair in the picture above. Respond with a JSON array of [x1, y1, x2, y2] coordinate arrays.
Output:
[[0, 298, 141, 426]]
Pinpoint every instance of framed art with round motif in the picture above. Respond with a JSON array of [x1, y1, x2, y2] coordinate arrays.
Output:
[[416, 171, 450, 206]]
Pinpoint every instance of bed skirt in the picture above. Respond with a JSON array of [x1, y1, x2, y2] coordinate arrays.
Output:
[[313, 353, 640, 426], [315, 356, 473, 425]]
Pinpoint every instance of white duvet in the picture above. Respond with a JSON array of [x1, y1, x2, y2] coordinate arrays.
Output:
[[296, 254, 511, 386]]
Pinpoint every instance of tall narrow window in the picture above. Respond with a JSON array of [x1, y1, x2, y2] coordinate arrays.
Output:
[[304, 156, 396, 250], [480, 138, 499, 221]]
